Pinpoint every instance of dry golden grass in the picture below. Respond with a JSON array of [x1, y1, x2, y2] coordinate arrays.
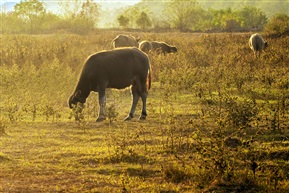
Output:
[[1, 31, 289, 192]]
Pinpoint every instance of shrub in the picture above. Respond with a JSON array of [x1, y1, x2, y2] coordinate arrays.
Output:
[[0, 119, 7, 136], [224, 97, 258, 128], [162, 164, 191, 183], [265, 13, 289, 37]]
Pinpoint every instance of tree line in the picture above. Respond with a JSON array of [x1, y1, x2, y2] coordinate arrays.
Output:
[[1, 0, 288, 36]]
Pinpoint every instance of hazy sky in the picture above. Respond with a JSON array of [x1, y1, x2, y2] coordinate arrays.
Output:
[[2, 0, 140, 2], [2, 0, 141, 12]]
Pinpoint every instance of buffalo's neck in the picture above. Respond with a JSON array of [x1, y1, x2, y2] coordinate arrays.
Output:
[[75, 77, 91, 101]]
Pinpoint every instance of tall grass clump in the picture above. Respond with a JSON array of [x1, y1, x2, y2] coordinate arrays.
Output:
[[0, 119, 8, 136], [0, 33, 123, 122]]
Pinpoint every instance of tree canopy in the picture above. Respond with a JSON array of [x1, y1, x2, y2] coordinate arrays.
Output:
[[162, 0, 200, 31], [1, 0, 289, 34], [14, 0, 46, 32]]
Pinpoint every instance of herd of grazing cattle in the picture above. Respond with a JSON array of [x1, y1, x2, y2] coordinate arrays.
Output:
[[112, 34, 178, 55], [111, 33, 268, 58], [69, 33, 268, 122], [68, 34, 179, 122]]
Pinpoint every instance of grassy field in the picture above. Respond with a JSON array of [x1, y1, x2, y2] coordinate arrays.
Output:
[[1, 31, 289, 192]]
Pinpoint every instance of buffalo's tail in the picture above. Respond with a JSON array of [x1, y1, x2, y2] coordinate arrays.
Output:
[[146, 66, 151, 91], [111, 39, 116, 48]]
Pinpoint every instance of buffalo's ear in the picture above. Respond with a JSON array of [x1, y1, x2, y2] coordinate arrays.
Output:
[[75, 90, 81, 97], [136, 37, 141, 42]]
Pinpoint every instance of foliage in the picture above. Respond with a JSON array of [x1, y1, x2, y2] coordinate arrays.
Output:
[[162, 164, 191, 183], [117, 15, 129, 28], [203, 7, 267, 32], [115, 1, 271, 32], [13, 0, 46, 33], [1, 32, 289, 192], [238, 6, 268, 30], [136, 11, 152, 30], [162, 0, 201, 31], [116, 6, 153, 29], [1, 1, 287, 33], [1, 12, 26, 33], [265, 13, 289, 37], [106, 104, 119, 124], [58, 0, 100, 33], [223, 97, 258, 128], [209, 8, 242, 31], [0, 119, 7, 136], [1, 0, 100, 34]]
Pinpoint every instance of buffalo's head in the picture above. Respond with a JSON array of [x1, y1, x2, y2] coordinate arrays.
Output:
[[68, 90, 85, 109], [264, 41, 268, 49], [170, 46, 177, 53]]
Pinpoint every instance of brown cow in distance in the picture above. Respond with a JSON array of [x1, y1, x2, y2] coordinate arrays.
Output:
[[139, 40, 153, 53], [151, 41, 177, 55], [112, 34, 140, 48]]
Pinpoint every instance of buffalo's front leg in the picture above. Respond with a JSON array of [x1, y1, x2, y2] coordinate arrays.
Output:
[[125, 85, 140, 121], [97, 88, 106, 122]]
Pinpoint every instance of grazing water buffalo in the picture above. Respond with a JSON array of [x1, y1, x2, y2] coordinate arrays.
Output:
[[68, 47, 151, 122], [249, 33, 268, 58], [112, 34, 140, 48], [139, 40, 152, 53], [151, 41, 177, 55]]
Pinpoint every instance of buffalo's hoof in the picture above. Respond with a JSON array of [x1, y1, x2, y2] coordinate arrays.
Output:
[[96, 116, 106, 122], [139, 114, 146, 120], [124, 115, 133, 121]]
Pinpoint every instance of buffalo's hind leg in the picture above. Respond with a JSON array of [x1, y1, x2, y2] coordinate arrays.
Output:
[[137, 78, 148, 120], [96, 87, 106, 122], [139, 91, 148, 120], [125, 82, 140, 121]]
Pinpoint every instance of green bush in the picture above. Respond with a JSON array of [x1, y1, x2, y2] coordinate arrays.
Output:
[[265, 13, 289, 37], [224, 97, 258, 128]]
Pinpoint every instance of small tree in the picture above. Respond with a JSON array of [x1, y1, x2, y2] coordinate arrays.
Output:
[[79, 0, 100, 29], [163, 0, 201, 31], [117, 6, 142, 28], [239, 6, 267, 30], [265, 13, 289, 37], [58, 0, 100, 32], [40, 12, 61, 32], [117, 15, 129, 28], [14, 0, 46, 33], [210, 8, 241, 31], [136, 11, 152, 30], [0, 12, 24, 33]]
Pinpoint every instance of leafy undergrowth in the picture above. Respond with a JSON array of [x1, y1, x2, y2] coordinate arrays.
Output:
[[1, 32, 289, 192], [1, 90, 289, 192]]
